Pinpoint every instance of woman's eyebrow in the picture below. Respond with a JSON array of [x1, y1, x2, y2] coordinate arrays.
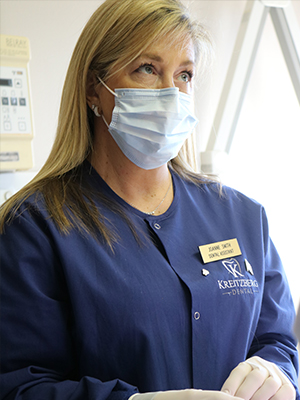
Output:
[[137, 53, 195, 67], [137, 53, 163, 62]]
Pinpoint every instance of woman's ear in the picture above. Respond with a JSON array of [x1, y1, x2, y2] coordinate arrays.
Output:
[[86, 70, 101, 111]]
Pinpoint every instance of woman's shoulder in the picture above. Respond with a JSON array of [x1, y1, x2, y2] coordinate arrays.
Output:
[[0, 189, 49, 232], [174, 171, 264, 213]]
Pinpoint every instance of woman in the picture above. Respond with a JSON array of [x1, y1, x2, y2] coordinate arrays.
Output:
[[0, 0, 299, 399]]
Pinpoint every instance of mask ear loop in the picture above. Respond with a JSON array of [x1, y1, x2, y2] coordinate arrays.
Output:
[[91, 103, 109, 127], [97, 77, 126, 127], [98, 77, 118, 97], [101, 114, 110, 128]]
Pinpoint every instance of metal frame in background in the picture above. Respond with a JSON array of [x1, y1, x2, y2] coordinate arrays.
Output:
[[200, 0, 300, 175]]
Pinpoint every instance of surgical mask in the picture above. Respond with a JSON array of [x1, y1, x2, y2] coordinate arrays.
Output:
[[98, 78, 198, 170]]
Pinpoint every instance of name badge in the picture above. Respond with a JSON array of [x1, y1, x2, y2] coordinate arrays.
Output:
[[199, 238, 241, 264]]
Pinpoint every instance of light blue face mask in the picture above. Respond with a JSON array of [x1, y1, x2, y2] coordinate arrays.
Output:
[[98, 77, 199, 170]]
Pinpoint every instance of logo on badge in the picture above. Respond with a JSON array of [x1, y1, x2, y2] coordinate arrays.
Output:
[[222, 258, 244, 278]]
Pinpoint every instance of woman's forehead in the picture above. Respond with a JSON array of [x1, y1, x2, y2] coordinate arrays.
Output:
[[105, 31, 196, 78]]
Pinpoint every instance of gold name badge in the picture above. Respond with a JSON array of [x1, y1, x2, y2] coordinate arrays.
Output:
[[199, 238, 242, 264]]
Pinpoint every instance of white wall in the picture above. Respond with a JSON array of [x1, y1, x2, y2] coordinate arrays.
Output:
[[1, 1, 300, 311], [189, 1, 300, 310]]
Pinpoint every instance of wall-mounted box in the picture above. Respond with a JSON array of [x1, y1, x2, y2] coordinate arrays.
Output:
[[0, 35, 34, 171]]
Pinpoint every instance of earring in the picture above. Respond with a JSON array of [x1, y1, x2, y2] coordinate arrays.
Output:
[[91, 104, 101, 117]]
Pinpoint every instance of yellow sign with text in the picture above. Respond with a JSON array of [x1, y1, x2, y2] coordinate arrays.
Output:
[[199, 238, 241, 264]]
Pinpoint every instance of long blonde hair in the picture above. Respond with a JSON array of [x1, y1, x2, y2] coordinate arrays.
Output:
[[0, 0, 214, 246]]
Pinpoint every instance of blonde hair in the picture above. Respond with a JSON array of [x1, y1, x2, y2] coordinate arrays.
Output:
[[0, 0, 214, 246]]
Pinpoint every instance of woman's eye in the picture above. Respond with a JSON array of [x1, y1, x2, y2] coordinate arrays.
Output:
[[138, 64, 154, 75], [178, 72, 192, 82]]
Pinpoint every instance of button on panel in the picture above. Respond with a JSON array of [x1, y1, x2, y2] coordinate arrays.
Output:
[[153, 223, 161, 230], [18, 122, 26, 131], [4, 121, 11, 131], [14, 79, 22, 88]]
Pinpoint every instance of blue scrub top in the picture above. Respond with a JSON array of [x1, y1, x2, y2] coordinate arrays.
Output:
[[1, 163, 299, 400]]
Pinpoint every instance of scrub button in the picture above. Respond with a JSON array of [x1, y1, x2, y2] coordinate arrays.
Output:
[[194, 312, 200, 320], [153, 223, 161, 230]]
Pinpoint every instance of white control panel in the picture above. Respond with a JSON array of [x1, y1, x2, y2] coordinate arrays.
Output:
[[0, 35, 34, 171], [1, 66, 32, 135]]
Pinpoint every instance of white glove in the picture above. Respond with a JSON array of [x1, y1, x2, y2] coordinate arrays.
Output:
[[221, 356, 296, 400], [129, 389, 243, 400]]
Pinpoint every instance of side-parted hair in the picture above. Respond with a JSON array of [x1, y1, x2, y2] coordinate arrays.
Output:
[[0, 0, 215, 248]]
